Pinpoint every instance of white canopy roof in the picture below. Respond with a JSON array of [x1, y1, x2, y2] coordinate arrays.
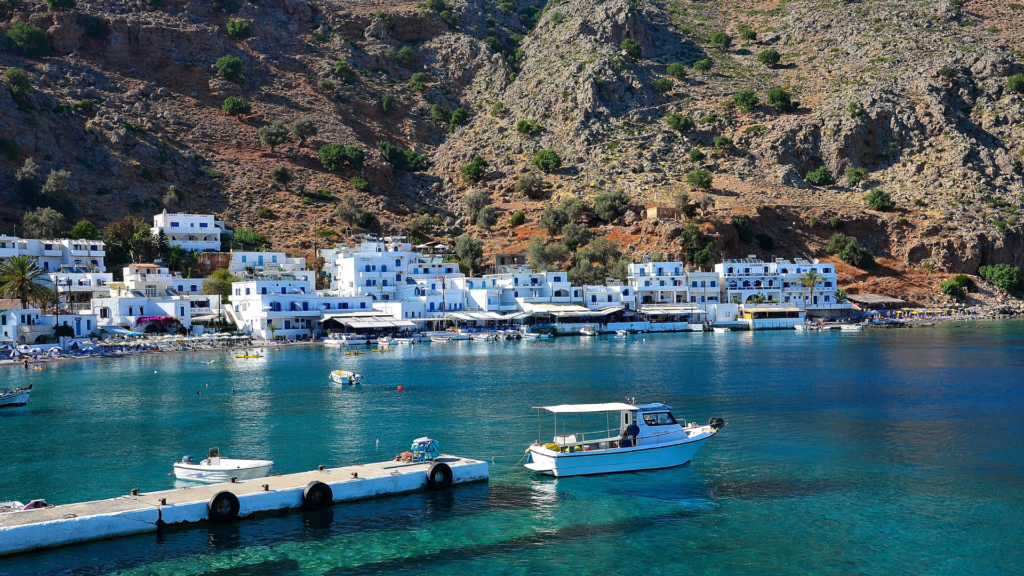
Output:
[[536, 402, 637, 414]]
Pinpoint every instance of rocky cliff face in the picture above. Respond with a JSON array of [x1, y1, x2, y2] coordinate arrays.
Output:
[[1, 0, 1022, 302]]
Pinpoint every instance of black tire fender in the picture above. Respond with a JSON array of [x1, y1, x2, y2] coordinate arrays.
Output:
[[207, 491, 240, 523], [302, 481, 333, 510], [426, 462, 453, 490]]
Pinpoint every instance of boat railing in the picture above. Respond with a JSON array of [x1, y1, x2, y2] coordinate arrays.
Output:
[[556, 427, 622, 446]]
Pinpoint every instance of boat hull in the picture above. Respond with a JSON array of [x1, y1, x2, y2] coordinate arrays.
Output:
[[172, 461, 274, 483], [0, 389, 30, 408], [525, 433, 714, 477]]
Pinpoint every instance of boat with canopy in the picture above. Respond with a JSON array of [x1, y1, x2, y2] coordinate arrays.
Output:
[[524, 402, 723, 477]]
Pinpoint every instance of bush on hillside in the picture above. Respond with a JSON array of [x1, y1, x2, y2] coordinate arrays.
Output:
[[333, 60, 356, 83], [665, 113, 695, 133], [460, 156, 488, 182], [215, 55, 243, 82], [319, 144, 364, 170], [711, 31, 732, 50], [226, 19, 251, 39], [806, 165, 836, 186], [732, 216, 754, 244], [686, 169, 713, 189], [667, 63, 686, 79], [864, 188, 895, 211], [6, 23, 49, 56], [693, 59, 712, 72], [652, 78, 673, 93], [978, 264, 1023, 297], [620, 39, 641, 59], [532, 149, 561, 172], [767, 88, 792, 112], [732, 90, 759, 113], [757, 49, 781, 67], [515, 172, 546, 199], [221, 96, 250, 116], [594, 189, 630, 222]]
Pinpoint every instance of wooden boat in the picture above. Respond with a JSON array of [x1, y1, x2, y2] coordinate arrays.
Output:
[[0, 386, 31, 408]]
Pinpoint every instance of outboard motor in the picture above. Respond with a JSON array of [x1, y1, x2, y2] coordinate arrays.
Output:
[[182, 455, 194, 465], [709, 417, 726, 430]]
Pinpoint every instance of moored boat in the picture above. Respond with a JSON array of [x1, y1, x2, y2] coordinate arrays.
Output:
[[330, 370, 364, 384], [430, 335, 453, 343], [0, 386, 31, 408], [615, 329, 630, 336], [173, 448, 274, 483], [840, 324, 866, 331], [580, 325, 598, 337], [524, 402, 723, 477], [712, 327, 731, 334], [326, 335, 370, 346], [471, 333, 494, 341]]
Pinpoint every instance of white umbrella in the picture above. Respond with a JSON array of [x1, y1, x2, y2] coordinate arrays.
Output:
[[83, 346, 95, 351], [30, 347, 43, 353], [0, 345, 11, 350]]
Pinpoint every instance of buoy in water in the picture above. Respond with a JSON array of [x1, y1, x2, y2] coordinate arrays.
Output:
[[397, 386, 404, 391], [196, 391, 201, 395], [154, 371, 158, 373]]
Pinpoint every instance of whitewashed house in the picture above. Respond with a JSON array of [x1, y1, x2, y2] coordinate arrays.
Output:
[[152, 211, 224, 252], [0, 235, 106, 271]]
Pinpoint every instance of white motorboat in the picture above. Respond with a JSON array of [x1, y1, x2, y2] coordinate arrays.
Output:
[[712, 327, 731, 334], [525, 402, 723, 477], [430, 335, 453, 343], [392, 337, 414, 344], [793, 323, 813, 331], [0, 386, 31, 408], [376, 336, 392, 346], [840, 324, 866, 331], [173, 448, 274, 483], [324, 334, 369, 346], [580, 325, 598, 337], [615, 329, 630, 336], [471, 333, 494, 341], [330, 369, 364, 385]]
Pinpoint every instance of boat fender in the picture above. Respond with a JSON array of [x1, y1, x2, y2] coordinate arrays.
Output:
[[426, 462, 453, 490], [207, 491, 240, 523], [627, 424, 640, 438], [302, 481, 333, 510], [709, 417, 725, 430]]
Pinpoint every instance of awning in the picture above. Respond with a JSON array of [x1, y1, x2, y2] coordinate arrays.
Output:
[[535, 403, 637, 414], [191, 314, 221, 322], [102, 327, 131, 335], [588, 306, 624, 316], [443, 311, 508, 321], [639, 306, 705, 316], [739, 306, 802, 313], [522, 303, 596, 318], [321, 315, 416, 329]]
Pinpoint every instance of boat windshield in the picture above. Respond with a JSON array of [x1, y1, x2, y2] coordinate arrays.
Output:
[[642, 412, 678, 426]]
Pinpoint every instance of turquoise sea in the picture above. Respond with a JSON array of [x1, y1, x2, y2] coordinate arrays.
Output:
[[1, 322, 1023, 575]]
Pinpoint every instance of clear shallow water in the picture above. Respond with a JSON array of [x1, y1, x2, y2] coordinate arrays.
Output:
[[1, 322, 1023, 575]]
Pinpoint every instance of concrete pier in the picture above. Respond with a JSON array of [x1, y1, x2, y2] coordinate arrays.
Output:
[[0, 456, 487, 557]]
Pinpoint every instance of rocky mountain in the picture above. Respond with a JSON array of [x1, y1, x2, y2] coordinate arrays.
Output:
[[1, 0, 1022, 304]]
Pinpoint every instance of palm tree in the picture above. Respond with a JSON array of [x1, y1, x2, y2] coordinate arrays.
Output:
[[0, 255, 51, 309], [797, 269, 823, 309]]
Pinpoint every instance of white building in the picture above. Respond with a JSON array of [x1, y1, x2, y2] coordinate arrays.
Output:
[[1, 300, 100, 344], [628, 260, 694, 305], [328, 239, 463, 303], [579, 283, 636, 311], [715, 257, 845, 309], [229, 251, 306, 274], [228, 272, 373, 339], [152, 212, 224, 252], [48, 266, 113, 309], [0, 235, 106, 272]]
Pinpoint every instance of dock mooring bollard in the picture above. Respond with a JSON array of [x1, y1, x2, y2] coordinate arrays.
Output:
[[130, 489, 139, 496], [351, 472, 358, 479], [159, 498, 166, 506], [230, 477, 237, 483], [262, 484, 269, 492], [318, 465, 325, 471]]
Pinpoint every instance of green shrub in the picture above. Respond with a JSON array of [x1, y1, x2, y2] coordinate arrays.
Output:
[[732, 216, 754, 244], [377, 141, 429, 170], [0, 136, 19, 161], [732, 89, 759, 112], [693, 59, 712, 72], [226, 19, 251, 39], [476, 206, 499, 230], [757, 49, 781, 67], [409, 72, 430, 91], [549, 11, 563, 25], [319, 79, 335, 90], [939, 279, 965, 299], [666, 63, 686, 79], [381, 93, 396, 113], [689, 148, 705, 162], [713, 135, 733, 154], [594, 189, 630, 222], [755, 233, 774, 251], [864, 188, 894, 211], [805, 165, 835, 186], [215, 55, 243, 82], [711, 31, 732, 50], [664, 113, 694, 133], [461, 156, 488, 182], [258, 121, 289, 152], [351, 176, 370, 191], [826, 233, 874, 268], [516, 119, 543, 135], [509, 210, 526, 226], [1007, 74, 1024, 94], [897, 217, 909, 225], [829, 216, 844, 229], [846, 166, 868, 186], [686, 169, 713, 189], [620, 39, 641, 59], [4, 69, 31, 95], [269, 164, 291, 184], [847, 102, 864, 118], [289, 118, 316, 146], [652, 78, 673, 93], [333, 61, 356, 83], [937, 66, 955, 79], [740, 27, 757, 41], [6, 23, 49, 56], [809, 216, 821, 227], [515, 172, 546, 199], [45, 0, 76, 9], [73, 99, 93, 111], [430, 104, 449, 122], [257, 207, 274, 218], [978, 264, 1024, 297], [319, 144, 364, 170], [532, 149, 562, 172], [767, 87, 792, 112], [490, 101, 505, 117], [221, 96, 250, 116], [394, 46, 414, 66], [697, 113, 720, 124], [449, 107, 468, 132]]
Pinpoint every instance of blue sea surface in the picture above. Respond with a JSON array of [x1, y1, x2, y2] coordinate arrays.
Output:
[[1, 322, 1022, 575]]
